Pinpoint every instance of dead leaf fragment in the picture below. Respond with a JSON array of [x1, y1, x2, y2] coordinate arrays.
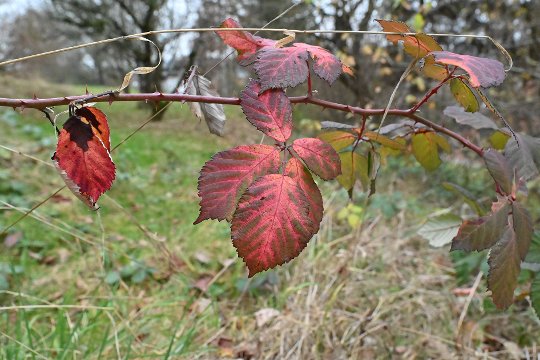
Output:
[[254, 307, 280, 328]]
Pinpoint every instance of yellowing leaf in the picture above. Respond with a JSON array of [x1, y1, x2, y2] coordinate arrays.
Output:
[[422, 57, 448, 81], [450, 78, 479, 113], [337, 152, 368, 193], [489, 131, 510, 150], [376, 19, 442, 59], [318, 131, 356, 151], [412, 132, 441, 171], [434, 134, 451, 153], [364, 131, 406, 150]]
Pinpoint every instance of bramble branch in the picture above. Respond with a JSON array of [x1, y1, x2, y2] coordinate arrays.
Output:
[[0, 92, 484, 156]]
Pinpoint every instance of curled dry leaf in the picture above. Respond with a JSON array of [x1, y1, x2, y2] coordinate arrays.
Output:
[[184, 73, 226, 136]]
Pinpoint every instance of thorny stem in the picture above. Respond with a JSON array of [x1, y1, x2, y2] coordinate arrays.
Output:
[[410, 68, 456, 113], [0, 92, 484, 156]]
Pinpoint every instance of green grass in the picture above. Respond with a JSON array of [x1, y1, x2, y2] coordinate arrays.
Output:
[[1, 76, 540, 359], [0, 79, 248, 358]]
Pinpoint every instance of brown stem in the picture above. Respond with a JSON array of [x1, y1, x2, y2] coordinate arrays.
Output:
[[307, 61, 313, 97], [410, 69, 456, 113], [0, 92, 484, 156]]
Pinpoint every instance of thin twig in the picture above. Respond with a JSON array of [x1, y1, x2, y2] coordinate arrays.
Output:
[[456, 271, 483, 338], [0, 28, 512, 71], [0, 304, 114, 311], [0, 93, 484, 155], [0, 186, 66, 236]]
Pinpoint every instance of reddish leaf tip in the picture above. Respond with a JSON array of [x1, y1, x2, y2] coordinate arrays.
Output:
[[231, 174, 316, 276]]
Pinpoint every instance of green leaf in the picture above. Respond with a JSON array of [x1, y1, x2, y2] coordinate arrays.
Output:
[[512, 202, 533, 260], [336, 152, 369, 195], [418, 213, 462, 247], [367, 150, 381, 197], [504, 132, 540, 181], [451, 200, 510, 252], [441, 182, 486, 216], [412, 132, 441, 171], [488, 227, 521, 309], [434, 134, 451, 153], [132, 269, 147, 283], [526, 233, 540, 264], [105, 271, 121, 285], [531, 275, 540, 317], [450, 79, 479, 113], [0, 274, 8, 291], [489, 131, 510, 150], [483, 148, 513, 195]]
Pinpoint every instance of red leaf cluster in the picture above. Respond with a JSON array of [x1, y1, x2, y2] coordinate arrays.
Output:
[[216, 18, 348, 90], [195, 19, 350, 276], [52, 106, 115, 209]]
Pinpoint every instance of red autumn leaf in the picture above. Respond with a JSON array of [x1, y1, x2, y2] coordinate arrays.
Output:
[[75, 106, 111, 151], [231, 174, 315, 276], [52, 114, 115, 209], [254, 43, 344, 90], [194, 144, 281, 223], [216, 18, 276, 62], [240, 79, 292, 142], [285, 157, 323, 233], [292, 43, 343, 84], [429, 51, 506, 88], [254, 46, 309, 90], [291, 138, 341, 180]]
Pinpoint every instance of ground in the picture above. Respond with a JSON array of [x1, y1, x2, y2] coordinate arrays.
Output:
[[0, 74, 539, 359]]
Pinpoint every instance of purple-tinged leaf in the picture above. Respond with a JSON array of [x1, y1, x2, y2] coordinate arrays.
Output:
[[512, 202, 533, 260], [443, 106, 497, 130], [292, 43, 343, 84], [194, 144, 281, 224], [451, 200, 510, 252], [285, 157, 323, 234], [484, 148, 513, 195], [504, 133, 540, 181], [240, 79, 292, 142], [488, 226, 521, 309], [254, 46, 309, 90], [292, 138, 341, 180], [231, 174, 315, 277], [430, 51, 506, 88]]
